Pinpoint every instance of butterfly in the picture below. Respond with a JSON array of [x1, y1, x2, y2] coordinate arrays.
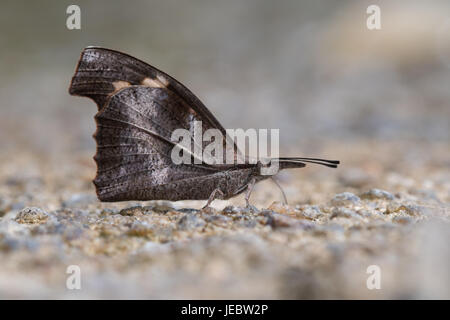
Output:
[[69, 47, 339, 208]]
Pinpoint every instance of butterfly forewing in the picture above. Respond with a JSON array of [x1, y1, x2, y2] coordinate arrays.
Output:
[[70, 47, 241, 159]]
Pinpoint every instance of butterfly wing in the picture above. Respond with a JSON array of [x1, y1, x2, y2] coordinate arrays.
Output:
[[69, 47, 247, 201], [93, 85, 232, 201]]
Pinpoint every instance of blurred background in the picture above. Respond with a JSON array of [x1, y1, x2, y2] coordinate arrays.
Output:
[[0, 0, 449, 299], [1, 0, 449, 154]]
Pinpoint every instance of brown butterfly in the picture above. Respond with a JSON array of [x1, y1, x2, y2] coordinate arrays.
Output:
[[69, 47, 339, 208]]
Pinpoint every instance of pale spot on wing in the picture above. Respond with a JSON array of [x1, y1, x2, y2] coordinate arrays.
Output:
[[142, 75, 197, 116], [112, 81, 131, 91], [156, 74, 169, 86], [141, 76, 167, 88]]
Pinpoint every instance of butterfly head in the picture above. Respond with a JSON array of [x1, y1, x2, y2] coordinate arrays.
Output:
[[254, 159, 281, 177]]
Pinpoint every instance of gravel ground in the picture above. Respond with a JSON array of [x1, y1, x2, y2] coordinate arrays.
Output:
[[0, 0, 449, 300], [0, 140, 448, 299]]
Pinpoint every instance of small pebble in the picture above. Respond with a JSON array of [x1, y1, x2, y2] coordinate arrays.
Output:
[[297, 205, 323, 220], [222, 206, 257, 215], [330, 207, 362, 219], [15, 207, 48, 224], [360, 189, 394, 200], [222, 206, 241, 215], [119, 206, 145, 216], [330, 192, 361, 206]]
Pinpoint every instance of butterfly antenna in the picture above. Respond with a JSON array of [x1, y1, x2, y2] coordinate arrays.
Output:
[[278, 157, 340, 168]]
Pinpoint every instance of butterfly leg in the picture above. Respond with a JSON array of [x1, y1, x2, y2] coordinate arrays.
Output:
[[203, 188, 225, 209], [245, 178, 258, 211]]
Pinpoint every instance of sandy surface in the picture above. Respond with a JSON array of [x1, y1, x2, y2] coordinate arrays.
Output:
[[1, 0, 450, 300], [0, 140, 448, 299]]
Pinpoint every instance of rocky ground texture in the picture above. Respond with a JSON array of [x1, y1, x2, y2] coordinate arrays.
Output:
[[0, 140, 449, 299]]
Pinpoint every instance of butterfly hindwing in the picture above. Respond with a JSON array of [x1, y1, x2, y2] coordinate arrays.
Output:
[[93, 85, 228, 201]]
